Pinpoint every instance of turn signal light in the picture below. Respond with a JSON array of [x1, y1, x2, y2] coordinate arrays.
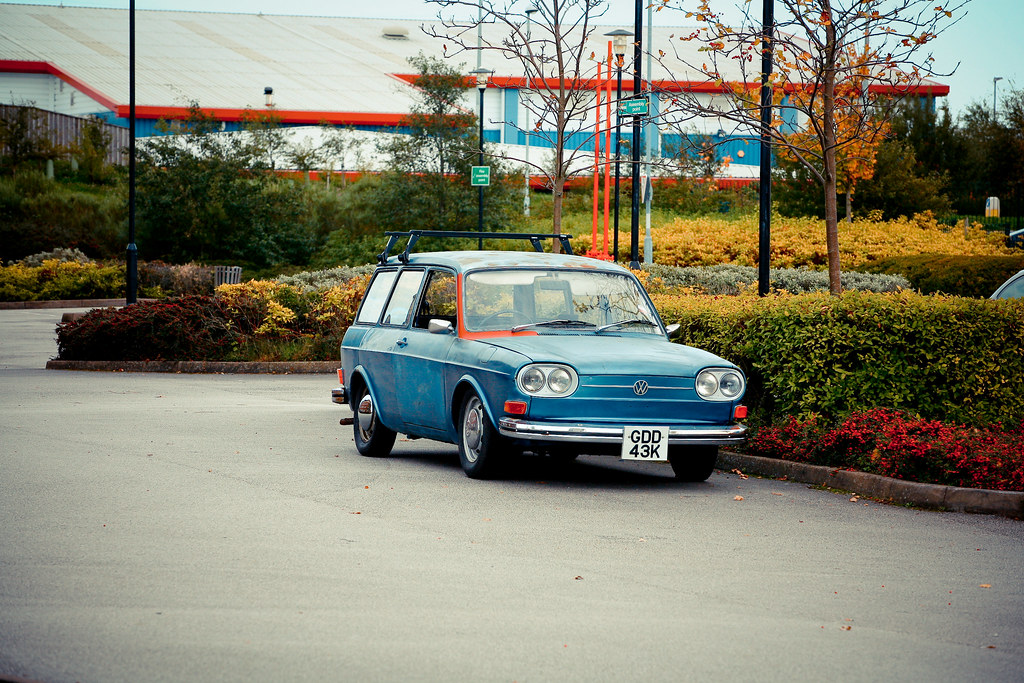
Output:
[[504, 400, 528, 415], [337, 368, 344, 384], [734, 405, 748, 419]]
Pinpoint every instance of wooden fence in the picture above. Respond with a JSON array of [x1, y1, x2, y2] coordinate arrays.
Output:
[[0, 105, 129, 166]]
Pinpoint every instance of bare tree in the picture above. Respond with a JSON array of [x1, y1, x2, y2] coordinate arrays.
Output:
[[423, 0, 610, 240], [656, 0, 967, 293]]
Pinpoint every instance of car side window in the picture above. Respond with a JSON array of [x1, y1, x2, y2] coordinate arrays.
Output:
[[996, 274, 1024, 300], [381, 269, 426, 327], [355, 270, 398, 325], [414, 270, 458, 329]]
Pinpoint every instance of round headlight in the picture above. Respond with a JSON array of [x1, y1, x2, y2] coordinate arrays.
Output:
[[695, 371, 719, 398], [719, 372, 743, 398], [547, 368, 572, 394], [521, 367, 545, 393]]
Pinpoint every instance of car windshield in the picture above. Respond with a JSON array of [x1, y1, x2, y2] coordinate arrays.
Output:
[[463, 269, 661, 334]]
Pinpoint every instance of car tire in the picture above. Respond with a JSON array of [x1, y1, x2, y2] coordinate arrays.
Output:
[[353, 385, 396, 457], [668, 445, 718, 482], [458, 391, 506, 479]]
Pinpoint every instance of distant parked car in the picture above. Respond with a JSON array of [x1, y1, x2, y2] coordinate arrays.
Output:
[[332, 231, 748, 480], [991, 269, 1024, 300]]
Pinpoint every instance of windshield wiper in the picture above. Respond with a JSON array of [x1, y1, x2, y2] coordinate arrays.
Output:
[[596, 318, 660, 333], [511, 319, 597, 333]]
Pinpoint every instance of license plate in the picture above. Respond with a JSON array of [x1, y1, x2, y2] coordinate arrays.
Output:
[[620, 426, 670, 461]]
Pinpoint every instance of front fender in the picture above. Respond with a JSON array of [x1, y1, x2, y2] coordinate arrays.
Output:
[[449, 373, 507, 442]]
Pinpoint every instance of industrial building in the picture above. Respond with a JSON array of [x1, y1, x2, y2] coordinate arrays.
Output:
[[1, 3, 950, 178]]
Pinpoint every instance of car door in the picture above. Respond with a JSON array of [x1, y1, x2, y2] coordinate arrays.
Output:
[[357, 268, 424, 430], [394, 268, 458, 436]]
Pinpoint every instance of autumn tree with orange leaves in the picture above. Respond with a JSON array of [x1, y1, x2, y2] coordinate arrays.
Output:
[[657, 0, 967, 294]]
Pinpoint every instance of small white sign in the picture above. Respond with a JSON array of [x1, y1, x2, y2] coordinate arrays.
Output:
[[620, 426, 670, 461]]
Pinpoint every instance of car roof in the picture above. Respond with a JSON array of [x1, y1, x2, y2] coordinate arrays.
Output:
[[381, 250, 633, 275]]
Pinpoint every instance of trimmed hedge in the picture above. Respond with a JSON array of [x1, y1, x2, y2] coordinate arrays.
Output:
[[860, 254, 1024, 298], [654, 290, 1024, 428]]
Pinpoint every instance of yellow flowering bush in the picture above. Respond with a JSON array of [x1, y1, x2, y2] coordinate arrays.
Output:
[[605, 213, 1014, 268]]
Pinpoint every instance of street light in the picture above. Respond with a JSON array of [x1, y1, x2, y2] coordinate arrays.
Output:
[[993, 76, 1003, 117], [606, 28, 632, 263], [629, 0, 643, 269], [471, 67, 492, 248]]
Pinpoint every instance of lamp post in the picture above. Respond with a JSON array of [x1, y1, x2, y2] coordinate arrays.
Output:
[[993, 76, 1003, 117], [629, 1, 643, 270], [606, 29, 632, 263], [126, 0, 137, 304], [524, 6, 538, 217], [471, 68, 492, 249]]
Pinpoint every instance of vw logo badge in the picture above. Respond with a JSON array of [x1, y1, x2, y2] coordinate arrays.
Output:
[[633, 380, 649, 396]]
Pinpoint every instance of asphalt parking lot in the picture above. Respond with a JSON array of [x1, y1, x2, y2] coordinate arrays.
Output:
[[1, 308, 1022, 683]]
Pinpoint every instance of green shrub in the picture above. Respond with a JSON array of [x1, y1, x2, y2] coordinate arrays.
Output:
[[0, 174, 125, 262], [655, 290, 1024, 428], [861, 254, 1024, 297], [276, 264, 374, 292]]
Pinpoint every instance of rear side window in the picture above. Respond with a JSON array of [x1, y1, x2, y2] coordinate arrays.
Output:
[[355, 270, 397, 324], [381, 269, 426, 327]]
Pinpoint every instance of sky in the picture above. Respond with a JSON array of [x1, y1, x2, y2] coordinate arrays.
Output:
[[4, 0, 1022, 117]]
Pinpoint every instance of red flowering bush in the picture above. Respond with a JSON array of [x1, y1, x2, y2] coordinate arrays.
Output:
[[56, 295, 249, 361], [746, 409, 1024, 491]]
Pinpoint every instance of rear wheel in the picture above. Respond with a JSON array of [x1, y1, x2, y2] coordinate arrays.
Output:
[[458, 391, 507, 479], [668, 446, 719, 482], [353, 385, 396, 457]]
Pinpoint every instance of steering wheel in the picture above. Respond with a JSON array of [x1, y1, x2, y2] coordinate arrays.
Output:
[[478, 309, 532, 328]]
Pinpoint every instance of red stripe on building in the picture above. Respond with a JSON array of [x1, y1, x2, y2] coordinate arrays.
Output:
[[0, 60, 120, 110]]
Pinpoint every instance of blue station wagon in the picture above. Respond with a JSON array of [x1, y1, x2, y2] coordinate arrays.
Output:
[[333, 231, 748, 480]]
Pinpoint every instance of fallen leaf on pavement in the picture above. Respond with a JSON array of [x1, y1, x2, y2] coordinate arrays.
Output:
[[734, 495, 744, 501]]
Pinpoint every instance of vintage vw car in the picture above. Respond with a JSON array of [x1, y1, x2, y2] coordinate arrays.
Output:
[[333, 232, 747, 480]]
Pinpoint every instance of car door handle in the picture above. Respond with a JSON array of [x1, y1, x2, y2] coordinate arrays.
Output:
[[395, 337, 408, 348]]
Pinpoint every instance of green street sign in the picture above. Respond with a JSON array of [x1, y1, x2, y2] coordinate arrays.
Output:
[[618, 97, 649, 117], [471, 166, 491, 186]]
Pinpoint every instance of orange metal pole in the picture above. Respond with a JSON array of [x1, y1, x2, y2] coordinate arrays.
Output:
[[603, 42, 612, 256], [592, 60, 601, 253]]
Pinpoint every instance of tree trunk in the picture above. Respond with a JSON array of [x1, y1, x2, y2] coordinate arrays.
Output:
[[551, 175, 564, 253], [845, 190, 852, 223], [822, 1, 842, 295]]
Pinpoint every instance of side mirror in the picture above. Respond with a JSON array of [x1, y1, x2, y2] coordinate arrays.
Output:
[[428, 319, 455, 335], [665, 323, 681, 339]]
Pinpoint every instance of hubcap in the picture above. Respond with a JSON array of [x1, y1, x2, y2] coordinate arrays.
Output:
[[463, 397, 483, 463], [357, 393, 375, 435]]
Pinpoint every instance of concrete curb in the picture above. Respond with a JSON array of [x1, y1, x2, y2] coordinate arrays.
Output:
[[0, 299, 141, 310], [718, 451, 1024, 518], [45, 360, 337, 374]]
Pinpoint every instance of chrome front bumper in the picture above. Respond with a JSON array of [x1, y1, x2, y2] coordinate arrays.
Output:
[[498, 418, 747, 445], [331, 386, 348, 405]]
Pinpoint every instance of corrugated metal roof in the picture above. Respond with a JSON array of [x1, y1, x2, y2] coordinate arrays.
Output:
[[0, 3, 948, 117]]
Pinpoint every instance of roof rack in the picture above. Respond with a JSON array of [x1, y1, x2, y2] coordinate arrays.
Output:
[[378, 230, 575, 264]]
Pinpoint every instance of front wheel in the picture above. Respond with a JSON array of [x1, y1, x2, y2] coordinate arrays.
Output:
[[458, 391, 507, 479], [353, 385, 396, 457], [668, 445, 719, 482]]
